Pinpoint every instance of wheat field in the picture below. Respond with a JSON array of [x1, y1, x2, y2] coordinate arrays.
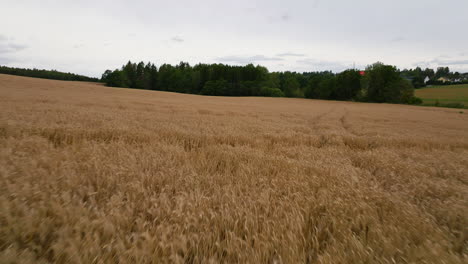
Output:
[[0, 74, 467, 263]]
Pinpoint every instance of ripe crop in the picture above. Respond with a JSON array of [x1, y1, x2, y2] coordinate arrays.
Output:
[[1, 74, 467, 263]]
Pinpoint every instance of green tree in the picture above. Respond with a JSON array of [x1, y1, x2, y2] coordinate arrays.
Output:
[[123, 61, 137, 88], [363, 62, 419, 104], [397, 79, 417, 104], [106, 70, 129, 87], [364, 62, 401, 103], [265, 72, 281, 89], [315, 76, 336, 99], [200, 79, 229, 96], [435, 67, 450, 78], [283, 75, 301, 97], [334, 70, 361, 100], [135, 62, 145, 88], [423, 68, 435, 79], [101, 70, 112, 83]]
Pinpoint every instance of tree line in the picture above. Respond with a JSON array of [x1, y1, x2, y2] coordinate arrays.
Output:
[[102, 61, 422, 104], [400, 66, 468, 88], [0, 65, 99, 82]]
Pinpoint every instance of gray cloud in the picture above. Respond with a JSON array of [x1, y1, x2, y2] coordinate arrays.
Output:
[[217, 55, 284, 64], [0, 56, 16, 64], [297, 58, 351, 72], [421, 57, 468, 66], [280, 14, 291, 21], [0, 35, 28, 66], [413, 57, 468, 72], [1, 0, 468, 76], [0, 36, 28, 54], [9, 44, 27, 51], [436, 59, 468, 65], [390, 36, 405, 42], [267, 13, 292, 23], [171, 36, 184, 42], [312, 0, 321, 8], [277, 52, 306, 57], [73, 43, 85, 49]]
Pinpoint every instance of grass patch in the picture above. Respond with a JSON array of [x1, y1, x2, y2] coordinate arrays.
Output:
[[415, 84, 468, 108]]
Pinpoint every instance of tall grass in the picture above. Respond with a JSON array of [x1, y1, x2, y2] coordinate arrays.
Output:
[[1, 74, 467, 263]]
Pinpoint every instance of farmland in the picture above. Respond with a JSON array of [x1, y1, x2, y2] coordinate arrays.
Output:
[[415, 84, 468, 107], [1, 74, 467, 263]]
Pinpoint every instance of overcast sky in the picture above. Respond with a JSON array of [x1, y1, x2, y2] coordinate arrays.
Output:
[[1, 0, 468, 77]]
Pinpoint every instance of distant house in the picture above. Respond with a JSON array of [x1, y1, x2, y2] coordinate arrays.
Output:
[[424, 76, 430, 84], [437, 77, 450, 83]]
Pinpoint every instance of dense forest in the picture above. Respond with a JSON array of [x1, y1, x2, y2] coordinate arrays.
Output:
[[102, 61, 422, 104], [0, 66, 99, 82]]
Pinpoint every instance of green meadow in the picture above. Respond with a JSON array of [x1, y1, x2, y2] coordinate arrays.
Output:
[[415, 84, 468, 108]]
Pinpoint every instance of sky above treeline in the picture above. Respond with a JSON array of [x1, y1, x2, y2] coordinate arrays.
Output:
[[1, 0, 468, 77]]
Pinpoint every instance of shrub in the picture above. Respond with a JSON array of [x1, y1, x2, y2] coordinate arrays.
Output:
[[260, 87, 285, 97], [438, 102, 465, 109], [200, 80, 229, 96], [407, 96, 423, 105]]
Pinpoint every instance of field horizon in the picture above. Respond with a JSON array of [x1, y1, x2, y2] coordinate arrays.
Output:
[[1, 73, 467, 263]]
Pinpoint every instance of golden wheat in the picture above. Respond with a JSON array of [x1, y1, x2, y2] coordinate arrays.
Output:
[[0, 74, 467, 263]]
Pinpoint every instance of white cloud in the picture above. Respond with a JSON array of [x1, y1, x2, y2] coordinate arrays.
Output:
[[296, 58, 352, 72], [171, 36, 184, 43], [277, 52, 306, 57], [217, 55, 283, 64], [0, 35, 28, 58]]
